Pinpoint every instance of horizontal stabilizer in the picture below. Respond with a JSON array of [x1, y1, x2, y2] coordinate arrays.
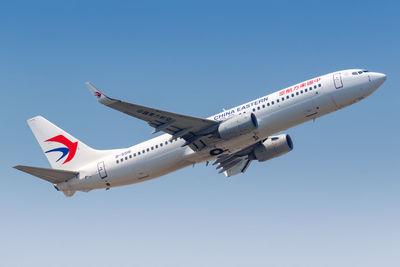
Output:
[[13, 165, 78, 184]]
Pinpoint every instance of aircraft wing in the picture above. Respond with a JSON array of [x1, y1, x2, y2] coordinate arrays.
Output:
[[212, 143, 259, 177], [86, 83, 220, 150]]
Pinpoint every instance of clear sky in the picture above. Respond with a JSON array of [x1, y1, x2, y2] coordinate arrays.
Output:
[[1, 1, 399, 266]]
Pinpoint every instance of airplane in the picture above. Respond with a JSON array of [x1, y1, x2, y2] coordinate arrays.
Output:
[[14, 69, 386, 197]]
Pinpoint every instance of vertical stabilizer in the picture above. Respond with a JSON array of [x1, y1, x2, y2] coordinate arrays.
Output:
[[27, 116, 108, 171]]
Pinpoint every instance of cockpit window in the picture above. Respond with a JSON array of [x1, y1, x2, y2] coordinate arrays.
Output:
[[353, 70, 369, 75]]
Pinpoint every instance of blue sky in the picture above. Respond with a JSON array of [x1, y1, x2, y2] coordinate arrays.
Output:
[[1, 1, 399, 266]]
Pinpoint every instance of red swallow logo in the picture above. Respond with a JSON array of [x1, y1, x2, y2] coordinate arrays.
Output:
[[44, 135, 78, 164]]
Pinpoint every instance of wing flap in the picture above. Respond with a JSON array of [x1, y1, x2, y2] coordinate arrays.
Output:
[[212, 142, 260, 177], [223, 159, 252, 177], [214, 155, 252, 177], [14, 165, 78, 184]]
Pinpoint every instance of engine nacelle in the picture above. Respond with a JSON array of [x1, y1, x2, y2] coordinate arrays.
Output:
[[218, 113, 258, 140], [253, 134, 293, 162]]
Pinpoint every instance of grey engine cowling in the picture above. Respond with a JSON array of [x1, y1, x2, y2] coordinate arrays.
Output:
[[253, 134, 293, 162], [218, 113, 258, 139]]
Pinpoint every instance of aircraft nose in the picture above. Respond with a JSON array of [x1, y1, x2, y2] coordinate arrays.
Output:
[[372, 72, 387, 87]]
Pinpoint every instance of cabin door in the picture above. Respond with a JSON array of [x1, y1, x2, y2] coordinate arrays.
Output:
[[97, 161, 108, 179], [333, 73, 343, 89]]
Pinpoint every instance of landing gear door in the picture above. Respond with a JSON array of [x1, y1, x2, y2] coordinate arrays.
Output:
[[333, 73, 343, 89], [97, 161, 108, 179]]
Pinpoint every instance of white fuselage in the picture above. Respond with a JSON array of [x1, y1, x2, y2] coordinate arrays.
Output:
[[57, 69, 386, 193]]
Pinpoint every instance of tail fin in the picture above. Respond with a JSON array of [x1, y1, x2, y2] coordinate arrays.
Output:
[[27, 116, 107, 171]]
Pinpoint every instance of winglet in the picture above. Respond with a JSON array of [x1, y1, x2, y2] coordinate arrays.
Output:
[[85, 82, 116, 105]]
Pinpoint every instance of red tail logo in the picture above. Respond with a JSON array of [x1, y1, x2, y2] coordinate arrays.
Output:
[[44, 135, 78, 164]]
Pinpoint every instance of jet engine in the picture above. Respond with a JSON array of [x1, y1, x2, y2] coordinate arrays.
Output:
[[218, 113, 258, 139], [253, 134, 293, 162]]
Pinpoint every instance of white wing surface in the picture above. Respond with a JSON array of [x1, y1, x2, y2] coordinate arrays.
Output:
[[86, 82, 220, 151]]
